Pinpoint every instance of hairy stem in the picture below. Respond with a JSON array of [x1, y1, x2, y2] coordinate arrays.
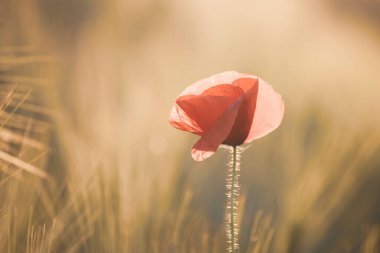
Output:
[[226, 146, 241, 253], [231, 147, 236, 253]]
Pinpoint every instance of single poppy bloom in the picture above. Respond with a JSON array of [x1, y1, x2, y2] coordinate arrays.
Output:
[[169, 71, 284, 161]]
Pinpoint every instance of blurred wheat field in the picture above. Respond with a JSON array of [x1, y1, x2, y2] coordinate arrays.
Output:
[[0, 0, 380, 252]]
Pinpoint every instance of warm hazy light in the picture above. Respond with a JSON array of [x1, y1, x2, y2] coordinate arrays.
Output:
[[2, 1, 380, 252], [169, 71, 285, 161]]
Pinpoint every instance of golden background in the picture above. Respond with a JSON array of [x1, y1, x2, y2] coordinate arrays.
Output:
[[0, 0, 379, 252]]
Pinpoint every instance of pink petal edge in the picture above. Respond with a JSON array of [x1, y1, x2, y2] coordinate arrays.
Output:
[[179, 71, 242, 96], [244, 78, 285, 143]]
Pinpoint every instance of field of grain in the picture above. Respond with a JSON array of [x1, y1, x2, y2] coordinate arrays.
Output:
[[0, 1, 379, 252]]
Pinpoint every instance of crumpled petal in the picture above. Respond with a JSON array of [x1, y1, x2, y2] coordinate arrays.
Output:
[[169, 105, 202, 134], [244, 78, 285, 143], [176, 84, 244, 132], [191, 97, 243, 161], [169, 71, 245, 134], [223, 77, 259, 145]]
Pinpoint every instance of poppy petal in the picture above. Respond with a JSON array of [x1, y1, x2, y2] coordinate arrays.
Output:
[[223, 78, 259, 145], [179, 71, 241, 96], [169, 104, 202, 134], [244, 78, 284, 143], [176, 85, 244, 132], [191, 97, 243, 161]]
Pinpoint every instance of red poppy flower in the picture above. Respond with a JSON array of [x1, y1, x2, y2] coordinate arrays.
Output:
[[169, 71, 284, 161]]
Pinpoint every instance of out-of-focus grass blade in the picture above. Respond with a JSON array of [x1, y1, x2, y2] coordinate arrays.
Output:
[[0, 150, 50, 179]]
